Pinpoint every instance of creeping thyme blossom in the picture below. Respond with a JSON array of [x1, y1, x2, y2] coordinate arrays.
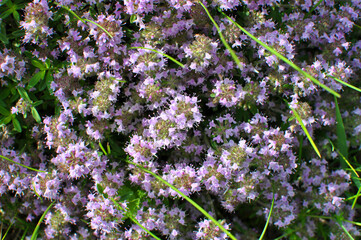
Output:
[[0, 148, 33, 196], [301, 159, 351, 214], [128, 44, 168, 74], [184, 34, 219, 71], [137, 94, 202, 149], [20, 0, 53, 44], [0, 50, 27, 84], [125, 135, 158, 163], [211, 78, 245, 107], [194, 219, 230, 240], [160, 163, 201, 197], [86, 193, 125, 237], [51, 141, 106, 179], [128, 204, 186, 239], [32, 172, 62, 200], [1, 0, 361, 238], [44, 203, 76, 239]]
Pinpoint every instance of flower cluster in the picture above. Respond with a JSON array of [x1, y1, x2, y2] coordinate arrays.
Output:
[[0, 0, 360, 239]]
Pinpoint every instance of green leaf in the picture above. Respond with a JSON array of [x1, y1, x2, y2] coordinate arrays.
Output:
[[45, 71, 54, 92], [31, 107, 41, 123], [17, 87, 32, 103], [0, 9, 13, 19], [96, 183, 107, 197], [12, 10, 19, 23], [45, 59, 51, 69], [32, 181, 43, 203], [111, 196, 161, 239], [0, 0, 10, 6], [9, 29, 25, 38], [5, 0, 13, 8], [0, 88, 10, 100], [0, 31, 9, 45], [27, 70, 46, 90], [99, 142, 108, 156], [0, 105, 10, 116], [1, 115, 12, 125], [107, 142, 111, 155], [97, 182, 160, 239], [31, 59, 46, 70], [12, 116, 21, 132], [327, 139, 360, 189], [32, 100, 43, 107], [304, 0, 325, 19], [337, 220, 355, 240], [1, 217, 14, 240], [130, 14, 137, 23], [117, 185, 145, 217]]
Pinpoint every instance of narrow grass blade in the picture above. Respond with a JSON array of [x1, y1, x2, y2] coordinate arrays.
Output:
[[259, 193, 275, 240], [30, 201, 55, 240], [352, 186, 361, 209], [20, 226, 29, 240], [109, 197, 161, 240], [346, 191, 361, 201], [129, 47, 184, 68], [58, 4, 113, 39], [99, 142, 108, 156], [354, 23, 361, 30], [33, 181, 43, 203], [344, 219, 361, 227], [199, 2, 244, 70], [1, 219, 13, 240], [127, 160, 237, 240], [339, 152, 359, 178], [338, 221, 355, 240], [291, 107, 321, 158], [107, 142, 111, 155], [220, 11, 340, 98], [328, 75, 361, 93], [97, 184, 160, 239], [327, 139, 358, 177], [304, 0, 324, 19], [327, 139, 361, 189], [0, 154, 47, 173], [335, 97, 348, 167]]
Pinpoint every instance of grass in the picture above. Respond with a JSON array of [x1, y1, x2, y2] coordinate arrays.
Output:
[[1, 0, 360, 239]]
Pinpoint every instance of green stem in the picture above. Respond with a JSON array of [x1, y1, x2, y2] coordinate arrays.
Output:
[[304, 0, 324, 19], [328, 75, 361, 93], [109, 197, 161, 240], [0, 154, 47, 173], [259, 193, 275, 240], [219, 10, 340, 98], [290, 107, 321, 158], [30, 202, 55, 240], [127, 160, 237, 240], [129, 47, 184, 68], [58, 4, 113, 38], [199, 2, 244, 70]]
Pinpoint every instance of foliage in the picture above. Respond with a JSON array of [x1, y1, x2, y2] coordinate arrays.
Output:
[[0, 0, 361, 239]]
